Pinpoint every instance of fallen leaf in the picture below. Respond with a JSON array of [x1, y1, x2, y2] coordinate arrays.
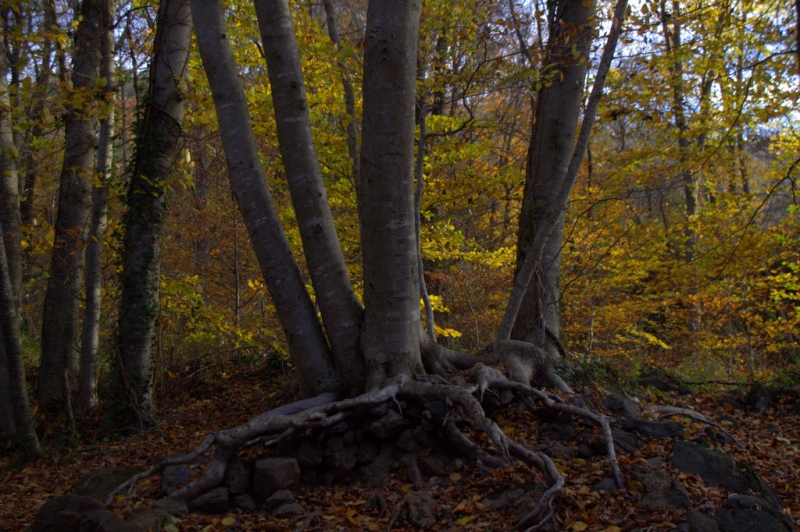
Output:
[[572, 521, 588, 531]]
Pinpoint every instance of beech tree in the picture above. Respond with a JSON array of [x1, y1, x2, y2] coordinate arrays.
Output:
[[109, 1, 631, 528]]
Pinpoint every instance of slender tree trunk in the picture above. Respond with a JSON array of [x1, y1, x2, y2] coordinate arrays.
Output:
[[79, 0, 115, 410], [322, 0, 360, 189], [190, 0, 340, 397], [0, 215, 43, 458], [359, 0, 422, 390], [37, 0, 106, 409], [511, 0, 597, 349], [253, 0, 365, 394], [108, 0, 192, 431], [500, 0, 628, 340], [0, 39, 20, 435], [20, 0, 58, 227]]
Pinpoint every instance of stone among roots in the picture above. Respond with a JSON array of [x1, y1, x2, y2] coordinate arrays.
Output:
[[272, 503, 305, 518], [608, 428, 645, 455], [369, 409, 407, 439], [264, 489, 296, 513], [639, 374, 677, 392], [223, 458, 253, 494], [538, 421, 576, 441], [71, 466, 146, 501], [714, 495, 794, 532], [745, 384, 773, 414], [253, 457, 300, 501], [670, 441, 781, 508], [602, 392, 641, 420], [632, 464, 691, 510], [622, 419, 685, 439], [187, 487, 230, 514], [683, 510, 719, 532], [160, 464, 199, 496], [31, 495, 138, 532], [153, 497, 188, 516], [405, 492, 436, 528]]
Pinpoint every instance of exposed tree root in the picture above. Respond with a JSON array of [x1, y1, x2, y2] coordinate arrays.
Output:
[[106, 346, 630, 530], [650, 405, 744, 448]]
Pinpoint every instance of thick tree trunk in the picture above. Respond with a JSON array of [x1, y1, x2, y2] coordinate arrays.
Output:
[[190, 0, 340, 398], [500, 0, 628, 341], [0, 40, 20, 435], [108, 0, 192, 431], [359, 0, 422, 390], [511, 0, 597, 350], [79, 0, 115, 411], [0, 215, 43, 458], [253, 0, 365, 394], [37, 0, 105, 409]]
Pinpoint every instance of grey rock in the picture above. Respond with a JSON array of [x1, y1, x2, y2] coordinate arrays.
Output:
[[542, 441, 575, 460], [326, 435, 344, 452], [223, 458, 253, 494], [31, 495, 137, 532], [671, 441, 781, 509], [685, 510, 719, 532], [538, 421, 576, 441], [357, 441, 396, 487], [592, 477, 620, 492], [412, 425, 434, 448], [490, 488, 525, 509], [370, 409, 407, 439], [357, 441, 378, 464], [253, 457, 300, 501], [126, 508, 176, 529], [639, 373, 677, 392], [720, 396, 742, 411], [71, 466, 146, 501], [745, 384, 773, 414], [678, 385, 694, 396], [610, 428, 645, 454], [234, 493, 257, 511], [576, 443, 596, 459], [153, 497, 188, 516], [160, 464, 198, 496], [295, 439, 323, 469], [715, 495, 793, 532], [405, 492, 435, 528], [188, 487, 229, 514], [646, 456, 665, 468], [420, 453, 445, 475], [632, 464, 691, 510], [602, 392, 641, 420], [396, 429, 422, 452], [272, 502, 305, 518], [264, 489, 296, 512], [327, 443, 359, 477], [622, 419, 685, 439]]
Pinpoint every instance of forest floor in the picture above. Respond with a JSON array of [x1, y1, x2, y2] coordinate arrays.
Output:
[[2, 355, 800, 531]]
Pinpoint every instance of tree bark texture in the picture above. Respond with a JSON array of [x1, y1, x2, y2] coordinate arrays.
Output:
[[253, 0, 365, 394], [79, 0, 115, 410], [0, 214, 43, 457], [0, 39, 20, 435], [511, 0, 597, 348], [109, 0, 192, 431], [37, 0, 105, 408], [359, 0, 422, 389], [190, 0, 340, 397], [500, 0, 627, 341]]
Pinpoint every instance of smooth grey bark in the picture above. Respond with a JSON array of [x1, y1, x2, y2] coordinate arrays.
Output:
[[510, 0, 598, 348], [108, 0, 192, 431], [500, 0, 628, 341], [0, 215, 43, 458], [0, 40, 20, 435], [37, 0, 105, 408], [189, 0, 340, 397], [359, 0, 422, 389], [322, 0, 361, 189], [79, 0, 115, 411], [253, 0, 365, 394]]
